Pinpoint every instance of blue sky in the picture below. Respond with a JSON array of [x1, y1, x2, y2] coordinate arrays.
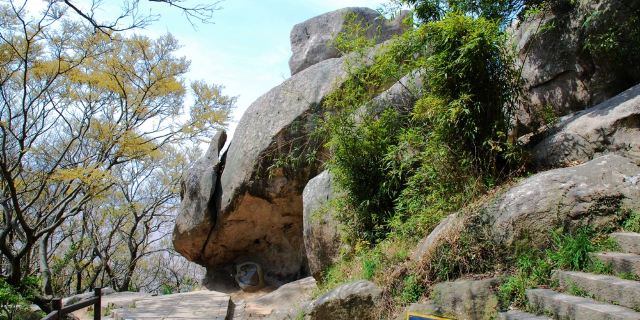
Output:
[[143, 0, 390, 136]]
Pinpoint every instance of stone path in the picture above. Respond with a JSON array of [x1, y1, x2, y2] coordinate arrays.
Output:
[[111, 291, 231, 320], [105, 277, 316, 320], [501, 231, 640, 319]]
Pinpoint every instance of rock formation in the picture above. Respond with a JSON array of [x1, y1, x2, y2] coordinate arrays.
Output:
[[198, 56, 348, 286], [488, 154, 640, 247], [304, 280, 382, 320], [173, 131, 226, 261], [513, 0, 640, 132], [173, 7, 409, 287], [531, 83, 640, 168], [289, 7, 408, 75], [302, 171, 341, 279]]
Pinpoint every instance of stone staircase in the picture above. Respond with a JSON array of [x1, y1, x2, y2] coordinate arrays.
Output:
[[500, 232, 640, 320]]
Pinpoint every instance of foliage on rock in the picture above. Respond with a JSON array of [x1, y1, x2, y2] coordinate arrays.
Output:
[[322, 11, 522, 247]]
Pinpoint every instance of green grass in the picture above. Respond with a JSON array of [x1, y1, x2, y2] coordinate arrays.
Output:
[[623, 211, 640, 233], [499, 227, 614, 308]]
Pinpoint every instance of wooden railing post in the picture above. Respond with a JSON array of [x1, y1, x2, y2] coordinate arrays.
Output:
[[93, 287, 102, 320], [52, 298, 62, 320]]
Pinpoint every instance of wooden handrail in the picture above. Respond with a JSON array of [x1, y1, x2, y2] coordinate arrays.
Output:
[[42, 287, 102, 320]]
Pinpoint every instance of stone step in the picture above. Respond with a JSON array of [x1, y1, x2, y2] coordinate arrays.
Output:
[[611, 232, 640, 254], [593, 252, 640, 277], [498, 310, 551, 319], [556, 270, 640, 310], [526, 288, 640, 320]]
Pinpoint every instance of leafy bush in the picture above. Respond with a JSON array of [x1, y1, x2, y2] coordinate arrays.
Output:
[[324, 12, 521, 246], [0, 277, 40, 320], [399, 0, 546, 23], [399, 275, 425, 303]]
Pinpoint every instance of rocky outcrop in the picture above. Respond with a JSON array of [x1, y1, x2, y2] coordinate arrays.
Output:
[[415, 154, 640, 261], [531, 83, 640, 168], [174, 6, 417, 288], [412, 214, 462, 261], [289, 7, 408, 75], [191, 55, 352, 287], [489, 154, 640, 247], [173, 131, 226, 261], [304, 280, 382, 320], [513, 0, 640, 132], [303, 171, 342, 280]]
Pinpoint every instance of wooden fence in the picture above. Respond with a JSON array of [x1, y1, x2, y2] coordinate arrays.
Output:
[[42, 287, 102, 320]]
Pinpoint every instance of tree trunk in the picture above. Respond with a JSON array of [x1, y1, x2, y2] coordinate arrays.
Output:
[[38, 236, 53, 296]]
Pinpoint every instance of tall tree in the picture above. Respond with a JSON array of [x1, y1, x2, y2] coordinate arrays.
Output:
[[0, 0, 233, 298]]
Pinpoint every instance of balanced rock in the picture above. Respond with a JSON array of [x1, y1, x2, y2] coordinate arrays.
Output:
[[303, 170, 341, 279], [304, 280, 382, 320], [198, 55, 351, 286], [173, 131, 226, 261], [513, 0, 640, 131], [289, 7, 408, 75], [532, 83, 640, 168]]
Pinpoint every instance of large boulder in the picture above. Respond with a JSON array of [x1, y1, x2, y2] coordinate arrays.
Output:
[[304, 280, 382, 320], [531, 83, 640, 168], [303, 170, 342, 280], [512, 0, 640, 132], [488, 154, 640, 247], [173, 131, 226, 261], [198, 55, 352, 286], [414, 154, 640, 262], [289, 7, 408, 75]]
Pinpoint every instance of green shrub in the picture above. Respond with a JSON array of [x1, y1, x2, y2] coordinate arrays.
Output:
[[0, 277, 40, 320], [623, 211, 640, 233], [399, 274, 425, 303], [324, 12, 521, 247]]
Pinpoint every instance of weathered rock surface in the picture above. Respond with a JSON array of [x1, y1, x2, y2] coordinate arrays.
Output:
[[304, 280, 382, 320], [488, 154, 640, 247], [303, 170, 342, 279], [531, 83, 640, 168], [512, 0, 640, 132], [412, 214, 462, 262], [232, 277, 317, 319], [173, 131, 227, 261], [430, 278, 501, 320], [201, 55, 352, 286], [354, 69, 425, 123], [289, 7, 408, 75], [401, 278, 501, 320], [414, 154, 640, 262]]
